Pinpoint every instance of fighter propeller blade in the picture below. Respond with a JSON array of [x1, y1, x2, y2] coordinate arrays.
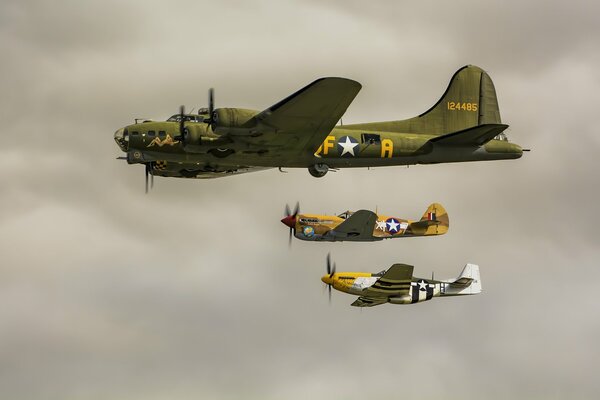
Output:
[[282, 202, 300, 248], [325, 253, 336, 304], [326, 253, 336, 277]]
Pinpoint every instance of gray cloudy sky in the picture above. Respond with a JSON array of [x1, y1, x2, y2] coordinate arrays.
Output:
[[1, 0, 599, 399]]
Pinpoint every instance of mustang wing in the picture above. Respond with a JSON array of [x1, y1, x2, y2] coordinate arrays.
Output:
[[364, 263, 414, 297], [247, 77, 361, 154], [351, 296, 388, 308], [332, 210, 378, 239]]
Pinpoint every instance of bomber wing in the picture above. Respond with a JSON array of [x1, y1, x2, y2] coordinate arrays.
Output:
[[331, 210, 378, 239], [237, 78, 361, 158], [363, 263, 414, 297]]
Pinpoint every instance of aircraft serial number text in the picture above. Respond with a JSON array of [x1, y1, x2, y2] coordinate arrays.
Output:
[[447, 102, 478, 111]]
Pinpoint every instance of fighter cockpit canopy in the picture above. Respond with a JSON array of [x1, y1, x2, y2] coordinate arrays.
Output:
[[337, 211, 354, 220]]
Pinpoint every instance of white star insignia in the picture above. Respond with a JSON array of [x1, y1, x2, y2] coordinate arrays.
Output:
[[386, 219, 400, 232], [338, 136, 358, 156], [375, 220, 387, 231], [418, 280, 427, 291]]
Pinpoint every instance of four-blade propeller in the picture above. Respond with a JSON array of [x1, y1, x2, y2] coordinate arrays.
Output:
[[325, 253, 336, 303], [281, 202, 300, 247]]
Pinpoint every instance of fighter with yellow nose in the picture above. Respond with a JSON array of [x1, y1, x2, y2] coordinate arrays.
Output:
[[322, 254, 481, 307]]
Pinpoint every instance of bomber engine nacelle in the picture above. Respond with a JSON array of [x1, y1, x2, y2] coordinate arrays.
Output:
[[211, 108, 260, 135]]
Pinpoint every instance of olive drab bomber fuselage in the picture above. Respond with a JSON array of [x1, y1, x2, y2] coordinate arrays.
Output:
[[114, 65, 525, 180]]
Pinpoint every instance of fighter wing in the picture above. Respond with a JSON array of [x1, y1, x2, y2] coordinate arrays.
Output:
[[246, 78, 361, 154], [351, 296, 388, 308], [364, 263, 414, 297], [332, 210, 378, 239]]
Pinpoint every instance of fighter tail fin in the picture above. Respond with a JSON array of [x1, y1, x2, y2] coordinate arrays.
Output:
[[442, 264, 482, 295], [408, 203, 449, 235]]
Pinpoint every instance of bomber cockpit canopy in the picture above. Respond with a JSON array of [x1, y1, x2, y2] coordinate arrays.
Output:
[[167, 114, 206, 123]]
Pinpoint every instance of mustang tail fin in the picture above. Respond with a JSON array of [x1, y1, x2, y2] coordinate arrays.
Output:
[[345, 65, 502, 135], [442, 264, 482, 295], [408, 203, 449, 235]]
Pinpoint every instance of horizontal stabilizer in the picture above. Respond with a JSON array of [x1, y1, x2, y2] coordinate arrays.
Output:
[[430, 123, 508, 146], [442, 264, 482, 295], [450, 276, 474, 287], [409, 220, 440, 230]]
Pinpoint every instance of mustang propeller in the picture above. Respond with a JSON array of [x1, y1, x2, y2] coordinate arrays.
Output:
[[281, 202, 300, 247], [324, 253, 337, 303]]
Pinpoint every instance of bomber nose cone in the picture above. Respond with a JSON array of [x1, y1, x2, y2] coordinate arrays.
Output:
[[114, 127, 129, 151], [280, 215, 296, 228]]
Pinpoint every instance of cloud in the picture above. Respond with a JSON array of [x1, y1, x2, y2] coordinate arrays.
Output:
[[1, 0, 599, 399]]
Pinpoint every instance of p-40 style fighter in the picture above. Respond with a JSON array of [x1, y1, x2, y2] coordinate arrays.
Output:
[[281, 203, 448, 243], [322, 255, 481, 307], [114, 65, 525, 189]]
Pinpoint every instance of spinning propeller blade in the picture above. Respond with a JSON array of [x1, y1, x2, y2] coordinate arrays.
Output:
[[145, 163, 154, 194], [281, 202, 300, 248], [208, 88, 214, 119], [178, 105, 186, 143], [325, 253, 336, 304]]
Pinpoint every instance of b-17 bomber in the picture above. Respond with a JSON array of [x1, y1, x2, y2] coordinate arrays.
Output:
[[114, 65, 525, 188], [281, 203, 448, 243], [322, 255, 481, 307]]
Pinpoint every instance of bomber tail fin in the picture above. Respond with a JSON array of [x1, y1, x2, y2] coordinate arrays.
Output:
[[345, 65, 502, 135]]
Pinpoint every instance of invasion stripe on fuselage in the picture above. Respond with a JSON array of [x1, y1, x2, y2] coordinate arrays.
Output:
[[411, 286, 420, 303], [426, 286, 434, 300]]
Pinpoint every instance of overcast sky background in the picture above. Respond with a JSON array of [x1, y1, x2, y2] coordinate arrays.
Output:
[[1, 0, 599, 399]]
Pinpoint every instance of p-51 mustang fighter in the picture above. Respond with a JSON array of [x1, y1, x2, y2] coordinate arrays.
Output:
[[281, 203, 448, 243], [322, 255, 481, 307], [114, 65, 524, 187]]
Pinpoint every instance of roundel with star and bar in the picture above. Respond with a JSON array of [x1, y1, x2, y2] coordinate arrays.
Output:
[[337, 136, 359, 157], [410, 279, 435, 303], [385, 218, 402, 234]]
